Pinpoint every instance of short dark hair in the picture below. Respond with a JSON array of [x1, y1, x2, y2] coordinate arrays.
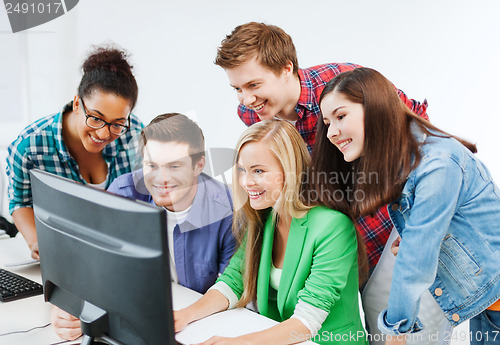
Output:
[[139, 113, 205, 166]]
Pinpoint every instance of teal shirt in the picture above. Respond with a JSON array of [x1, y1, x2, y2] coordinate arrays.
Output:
[[6, 102, 144, 213], [218, 206, 367, 345]]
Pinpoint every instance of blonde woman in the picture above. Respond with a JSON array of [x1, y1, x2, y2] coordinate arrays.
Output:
[[174, 120, 367, 345]]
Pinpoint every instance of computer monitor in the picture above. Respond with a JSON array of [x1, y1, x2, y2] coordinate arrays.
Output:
[[30, 169, 177, 345]]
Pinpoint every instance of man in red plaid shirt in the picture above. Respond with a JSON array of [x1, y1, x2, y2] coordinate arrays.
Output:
[[215, 21, 429, 273], [215, 22, 445, 345]]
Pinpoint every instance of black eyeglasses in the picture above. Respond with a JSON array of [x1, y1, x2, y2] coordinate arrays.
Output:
[[80, 99, 130, 136]]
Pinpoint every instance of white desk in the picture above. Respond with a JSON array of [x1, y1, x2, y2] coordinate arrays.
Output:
[[0, 236, 316, 345]]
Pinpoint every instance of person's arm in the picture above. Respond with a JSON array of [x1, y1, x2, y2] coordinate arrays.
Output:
[[197, 318, 310, 345], [218, 214, 238, 274], [174, 289, 230, 332], [396, 88, 429, 120], [295, 210, 358, 313], [237, 104, 260, 126], [6, 135, 39, 258], [50, 305, 82, 340], [378, 156, 462, 335], [11, 207, 39, 260], [175, 241, 246, 332]]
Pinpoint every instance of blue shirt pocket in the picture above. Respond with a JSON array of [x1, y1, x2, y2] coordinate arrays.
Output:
[[438, 234, 482, 299]]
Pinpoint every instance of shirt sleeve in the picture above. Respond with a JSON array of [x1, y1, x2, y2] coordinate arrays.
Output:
[[297, 210, 358, 313], [237, 104, 260, 127], [216, 243, 246, 300], [106, 178, 121, 195], [6, 138, 34, 213], [208, 281, 239, 309], [291, 299, 328, 337], [378, 155, 463, 335], [396, 89, 429, 120]]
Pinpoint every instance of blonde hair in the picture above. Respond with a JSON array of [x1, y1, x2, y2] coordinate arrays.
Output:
[[232, 120, 311, 306]]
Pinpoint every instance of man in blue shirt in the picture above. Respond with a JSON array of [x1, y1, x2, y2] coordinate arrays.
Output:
[[108, 113, 236, 294], [51, 113, 237, 341]]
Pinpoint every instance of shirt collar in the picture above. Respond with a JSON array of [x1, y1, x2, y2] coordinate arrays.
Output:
[[410, 122, 427, 144], [133, 169, 152, 196], [178, 173, 232, 233], [51, 102, 72, 162]]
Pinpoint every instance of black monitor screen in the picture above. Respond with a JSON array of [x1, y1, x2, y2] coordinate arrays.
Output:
[[31, 169, 175, 345]]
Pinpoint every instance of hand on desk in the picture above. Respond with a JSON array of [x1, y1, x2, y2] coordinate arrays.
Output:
[[174, 289, 230, 333], [50, 305, 82, 340], [175, 308, 251, 344], [193, 335, 252, 345], [11, 207, 40, 260], [174, 309, 191, 333], [29, 242, 40, 260]]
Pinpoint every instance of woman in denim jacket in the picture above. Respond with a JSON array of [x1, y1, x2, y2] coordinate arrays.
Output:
[[311, 67, 500, 345]]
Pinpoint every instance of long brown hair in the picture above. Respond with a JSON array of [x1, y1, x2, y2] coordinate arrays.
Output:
[[232, 120, 311, 307], [312, 67, 477, 218]]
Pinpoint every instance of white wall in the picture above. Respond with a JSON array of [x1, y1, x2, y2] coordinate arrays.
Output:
[[1, 0, 499, 188]]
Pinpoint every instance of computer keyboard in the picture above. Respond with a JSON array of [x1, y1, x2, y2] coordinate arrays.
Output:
[[0, 268, 43, 302]]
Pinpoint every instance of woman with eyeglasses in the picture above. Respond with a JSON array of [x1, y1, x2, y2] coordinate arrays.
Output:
[[6, 45, 144, 260]]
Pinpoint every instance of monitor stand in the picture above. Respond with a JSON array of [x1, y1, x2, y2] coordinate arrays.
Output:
[[79, 301, 116, 345], [80, 335, 109, 345]]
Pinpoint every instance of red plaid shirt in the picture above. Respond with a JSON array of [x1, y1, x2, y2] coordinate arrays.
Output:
[[237, 62, 429, 272]]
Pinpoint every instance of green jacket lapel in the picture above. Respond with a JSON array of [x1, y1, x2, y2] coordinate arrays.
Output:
[[256, 215, 274, 317], [277, 213, 308, 315]]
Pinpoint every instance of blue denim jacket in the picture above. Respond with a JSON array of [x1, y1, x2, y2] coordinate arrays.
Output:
[[378, 127, 500, 335], [108, 170, 237, 294]]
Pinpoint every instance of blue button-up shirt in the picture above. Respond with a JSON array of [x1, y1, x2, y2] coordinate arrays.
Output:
[[107, 170, 237, 293]]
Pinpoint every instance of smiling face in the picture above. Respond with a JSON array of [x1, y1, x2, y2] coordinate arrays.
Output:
[[225, 57, 296, 121], [320, 91, 365, 162], [237, 141, 284, 210], [74, 92, 131, 153], [142, 140, 204, 212]]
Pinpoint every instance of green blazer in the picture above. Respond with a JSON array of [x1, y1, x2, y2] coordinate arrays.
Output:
[[218, 206, 367, 344]]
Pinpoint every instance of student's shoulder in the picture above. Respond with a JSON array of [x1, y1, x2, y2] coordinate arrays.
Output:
[[301, 62, 362, 81], [108, 169, 152, 200], [128, 113, 144, 132], [420, 132, 470, 168], [199, 173, 232, 207], [305, 206, 354, 230], [9, 113, 60, 156], [302, 207, 356, 246], [110, 171, 136, 188]]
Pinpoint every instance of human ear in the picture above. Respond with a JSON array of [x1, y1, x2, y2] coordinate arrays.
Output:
[[194, 155, 206, 176], [282, 61, 294, 78], [72, 95, 80, 112]]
